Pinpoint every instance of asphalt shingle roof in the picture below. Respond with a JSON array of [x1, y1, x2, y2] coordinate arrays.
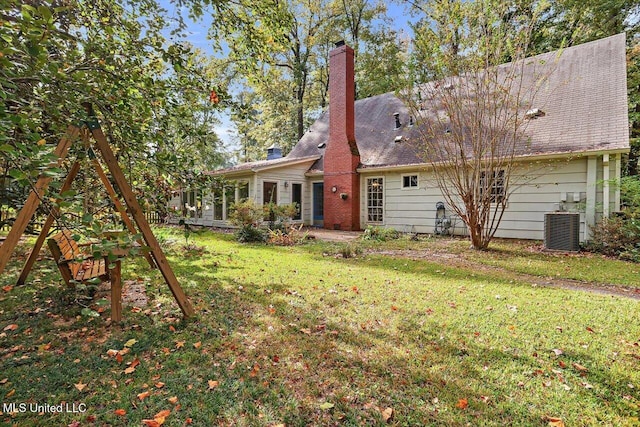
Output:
[[286, 33, 629, 170]]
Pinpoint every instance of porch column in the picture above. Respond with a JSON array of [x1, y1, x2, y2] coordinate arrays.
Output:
[[614, 154, 622, 211], [585, 156, 597, 241], [603, 154, 610, 218]]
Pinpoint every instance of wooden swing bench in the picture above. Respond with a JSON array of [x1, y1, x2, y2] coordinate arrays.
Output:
[[47, 229, 123, 321]]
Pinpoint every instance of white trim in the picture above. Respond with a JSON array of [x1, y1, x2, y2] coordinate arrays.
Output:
[[356, 149, 630, 173], [365, 176, 385, 224], [585, 156, 597, 241], [603, 153, 610, 217], [401, 173, 419, 189], [615, 154, 621, 210]]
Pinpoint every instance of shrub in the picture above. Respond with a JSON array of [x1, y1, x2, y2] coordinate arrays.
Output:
[[228, 200, 264, 228], [338, 242, 363, 258], [587, 212, 640, 262], [267, 224, 307, 246], [361, 225, 400, 241], [235, 225, 267, 243]]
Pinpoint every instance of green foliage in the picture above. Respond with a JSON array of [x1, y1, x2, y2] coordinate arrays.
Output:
[[361, 225, 400, 241], [586, 213, 640, 262], [228, 199, 265, 228], [620, 175, 640, 210], [235, 225, 268, 243]]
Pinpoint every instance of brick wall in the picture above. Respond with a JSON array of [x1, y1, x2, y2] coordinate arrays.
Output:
[[323, 43, 361, 231]]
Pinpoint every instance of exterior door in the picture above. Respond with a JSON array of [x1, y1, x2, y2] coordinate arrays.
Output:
[[312, 182, 324, 227]]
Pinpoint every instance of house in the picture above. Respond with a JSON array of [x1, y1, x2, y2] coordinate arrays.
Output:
[[170, 33, 630, 242]]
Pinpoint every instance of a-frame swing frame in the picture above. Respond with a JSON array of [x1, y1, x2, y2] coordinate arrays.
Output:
[[0, 108, 194, 318]]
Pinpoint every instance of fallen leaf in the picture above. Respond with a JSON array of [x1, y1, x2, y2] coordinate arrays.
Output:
[[175, 341, 185, 349], [124, 366, 136, 374], [552, 349, 563, 356], [456, 398, 468, 409], [546, 416, 565, 427], [581, 382, 594, 389], [107, 349, 119, 357], [381, 407, 394, 423], [154, 409, 171, 424], [2, 285, 13, 292], [299, 328, 311, 335], [142, 420, 161, 427], [167, 396, 179, 405], [586, 327, 595, 333], [68, 422, 80, 427], [155, 382, 165, 389], [319, 402, 334, 410], [185, 418, 193, 425], [74, 382, 87, 392], [193, 341, 202, 349], [6, 389, 15, 398], [3, 324, 18, 331], [208, 380, 219, 390], [572, 362, 588, 372], [137, 391, 151, 401], [0, 378, 7, 384], [114, 409, 126, 416], [124, 339, 138, 348], [169, 325, 176, 332]]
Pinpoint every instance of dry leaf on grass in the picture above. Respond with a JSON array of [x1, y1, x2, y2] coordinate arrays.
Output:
[[456, 398, 468, 409]]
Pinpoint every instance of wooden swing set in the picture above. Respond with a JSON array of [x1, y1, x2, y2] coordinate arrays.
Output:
[[0, 104, 194, 321]]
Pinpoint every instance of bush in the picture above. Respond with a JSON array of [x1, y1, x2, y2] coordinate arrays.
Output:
[[267, 225, 307, 246], [620, 176, 640, 212], [361, 225, 400, 241], [587, 212, 640, 262], [235, 225, 267, 243]]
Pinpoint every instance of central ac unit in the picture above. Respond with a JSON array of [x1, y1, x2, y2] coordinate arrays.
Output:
[[544, 212, 580, 252]]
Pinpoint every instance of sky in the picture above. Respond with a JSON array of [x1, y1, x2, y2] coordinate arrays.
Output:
[[158, 0, 416, 155]]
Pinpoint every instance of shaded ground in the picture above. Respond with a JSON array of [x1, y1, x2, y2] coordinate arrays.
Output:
[[370, 246, 640, 301]]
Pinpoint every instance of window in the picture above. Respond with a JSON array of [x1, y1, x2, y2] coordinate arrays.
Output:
[[213, 188, 223, 220], [182, 190, 203, 218], [402, 175, 418, 188], [224, 186, 234, 218], [263, 181, 278, 205], [481, 170, 505, 203], [292, 183, 302, 220], [238, 181, 249, 202], [367, 178, 384, 223]]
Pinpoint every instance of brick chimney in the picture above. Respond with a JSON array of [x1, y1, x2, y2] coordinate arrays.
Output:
[[323, 41, 360, 231]]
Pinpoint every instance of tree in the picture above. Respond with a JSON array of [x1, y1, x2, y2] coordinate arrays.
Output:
[[220, 0, 404, 159], [405, 0, 550, 250]]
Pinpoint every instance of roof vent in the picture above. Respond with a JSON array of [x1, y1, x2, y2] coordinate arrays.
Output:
[[334, 40, 345, 47], [317, 142, 326, 149], [394, 135, 403, 143], [409, 116, 414, 127], [394, 113, 401, 130], [525, 108, 545, 119]]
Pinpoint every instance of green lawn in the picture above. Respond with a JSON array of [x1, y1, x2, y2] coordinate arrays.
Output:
[[1, 228, 639, 426]]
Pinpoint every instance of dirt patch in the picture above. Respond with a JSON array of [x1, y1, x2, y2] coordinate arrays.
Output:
[[371, 248, 640, 301], [97, 280, 148, 308], [302, 227, 362, 242]]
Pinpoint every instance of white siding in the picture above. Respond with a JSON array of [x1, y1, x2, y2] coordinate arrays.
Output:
[[359, 157, 611, 241]]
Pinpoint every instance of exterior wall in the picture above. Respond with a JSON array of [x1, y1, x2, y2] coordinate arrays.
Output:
[[359, 156, 617, 242], [172, 163, 310, 227]]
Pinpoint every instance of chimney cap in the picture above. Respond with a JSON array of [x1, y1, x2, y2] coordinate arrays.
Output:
[[334, 40, 345, 47]]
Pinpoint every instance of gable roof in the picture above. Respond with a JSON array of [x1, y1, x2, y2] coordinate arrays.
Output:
[[287, 33, 629, 171], [206, 155, 320, 177]]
